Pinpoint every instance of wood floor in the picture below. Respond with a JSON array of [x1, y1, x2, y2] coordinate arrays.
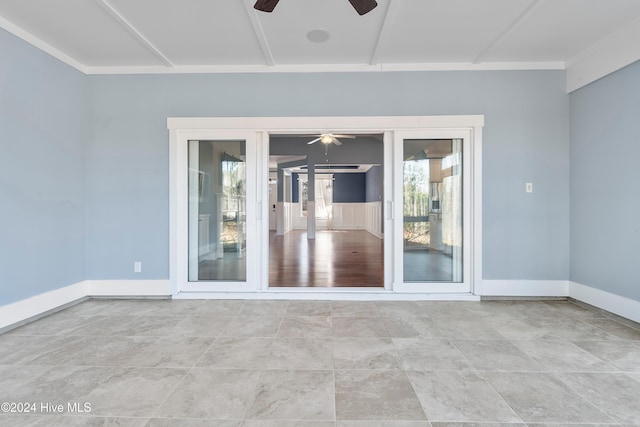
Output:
[[269, 230, 384, 287]]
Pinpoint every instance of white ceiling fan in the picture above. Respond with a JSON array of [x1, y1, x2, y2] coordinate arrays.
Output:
[[306, 133, 355, 146]]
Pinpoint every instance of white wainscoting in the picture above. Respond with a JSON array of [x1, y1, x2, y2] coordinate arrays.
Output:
[[365, 202, 383, 238], [287, 202, 383, 238], [283, 202, 292, 233], [332, 203, 366, 230], [333, 202, 382, 236], [290, 203, 306, 230]]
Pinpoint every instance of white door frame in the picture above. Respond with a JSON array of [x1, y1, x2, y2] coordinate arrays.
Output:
[[168, 116, 483, 299]]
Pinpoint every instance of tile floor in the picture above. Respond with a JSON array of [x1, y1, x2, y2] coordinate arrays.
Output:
[[0, 299, 639, 426]]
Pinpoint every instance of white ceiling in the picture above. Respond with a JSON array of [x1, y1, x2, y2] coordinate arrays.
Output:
[[1, 0, 640, 86]]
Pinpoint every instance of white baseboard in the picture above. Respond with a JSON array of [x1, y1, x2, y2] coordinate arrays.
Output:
[[569, 281, 640, 324], [481, 280, 570, 297], [87, 280, 171, 297], [174, 291, 480, 301], [3, 279, 637, 330], [0, 281, 87, 330]]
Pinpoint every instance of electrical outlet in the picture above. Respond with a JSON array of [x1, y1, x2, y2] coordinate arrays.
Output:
[[526, 182, 533, 193], [134, 261, 142, 273]]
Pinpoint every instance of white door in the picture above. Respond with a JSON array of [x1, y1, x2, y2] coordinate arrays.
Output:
[[393, 130, 472, 293]]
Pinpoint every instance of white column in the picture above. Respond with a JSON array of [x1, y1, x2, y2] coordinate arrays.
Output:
[[307, 164, 315, 239]]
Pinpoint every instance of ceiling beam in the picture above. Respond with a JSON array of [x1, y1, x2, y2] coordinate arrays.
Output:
[[370, 0, 400, 65], [242, 0, 275, 66], [0, 14, 87, 73], [473, 0, 546, 64], [94, 0, 174, 67], [566, 16, 640, 92]]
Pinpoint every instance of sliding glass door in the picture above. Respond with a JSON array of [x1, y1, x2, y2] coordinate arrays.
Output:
[[169, 117, 481, 296], [180, 133, 258, 292], [393, 131, 471, 293]]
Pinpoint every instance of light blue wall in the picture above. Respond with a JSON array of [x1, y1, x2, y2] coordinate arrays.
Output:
[[570, 60, 640, 301], [87, 71, 570, 281], [0, 29, 87, 305]]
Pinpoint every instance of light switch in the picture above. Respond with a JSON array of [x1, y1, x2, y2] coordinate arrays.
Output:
[[526, 183, 533, 193]]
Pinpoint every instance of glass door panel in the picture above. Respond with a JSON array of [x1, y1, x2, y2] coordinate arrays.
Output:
[[394, 132, 470, 293], [188, 140, 247, 282], [403, 139, 462, 282]]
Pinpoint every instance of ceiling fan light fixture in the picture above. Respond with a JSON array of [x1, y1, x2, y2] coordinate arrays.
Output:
[[321, 135, 334, 144]]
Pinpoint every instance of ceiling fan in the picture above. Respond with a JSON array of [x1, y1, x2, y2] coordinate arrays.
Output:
[[254, 0, 378, 16], [306, 133, 355, 146]]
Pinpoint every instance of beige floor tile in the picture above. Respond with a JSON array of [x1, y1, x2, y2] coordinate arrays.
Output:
[[451, 340, 544, 371], [581, 318, 640, 340], [277, 316, 332, 338], [336, 370, 426, 421], [286, 301, 332, 317], [333, 338, 402, 369], [198, 337, 272, 369], [244, 370, 334, 420], [407, 370, 520, 423], [267, 337, 334, 370], [511, 340, 613, 372], [557, 372, 640, 424], [332, 317, 388, 338], [3, 299, 639, 424], [573, 340, 640, 371], [393, 338, 474, 371], [331, 301, 379, 317], [158, 368, 260, 419], [481, 372, 613, 423]]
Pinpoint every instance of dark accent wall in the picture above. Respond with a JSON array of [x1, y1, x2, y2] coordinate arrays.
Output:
[[366, 166, 383, 202], [291, 173, 299, 203], [333, 173, 366, 203]]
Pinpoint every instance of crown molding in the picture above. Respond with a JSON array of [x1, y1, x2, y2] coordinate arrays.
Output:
[[84, 61, 565, 75]]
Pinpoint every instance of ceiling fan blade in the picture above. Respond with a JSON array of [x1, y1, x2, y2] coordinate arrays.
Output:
[[307, 137, 322, 145], [348, 0, 378, 15], [332, 137, 343, 146], [330, 134, 356, 138], [254, 0, 280, 13]]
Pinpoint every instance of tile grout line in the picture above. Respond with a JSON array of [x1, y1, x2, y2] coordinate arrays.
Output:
[[146, 301, 248, 420], [549, 370, 621, 425], [239, 300, 290, 422]]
